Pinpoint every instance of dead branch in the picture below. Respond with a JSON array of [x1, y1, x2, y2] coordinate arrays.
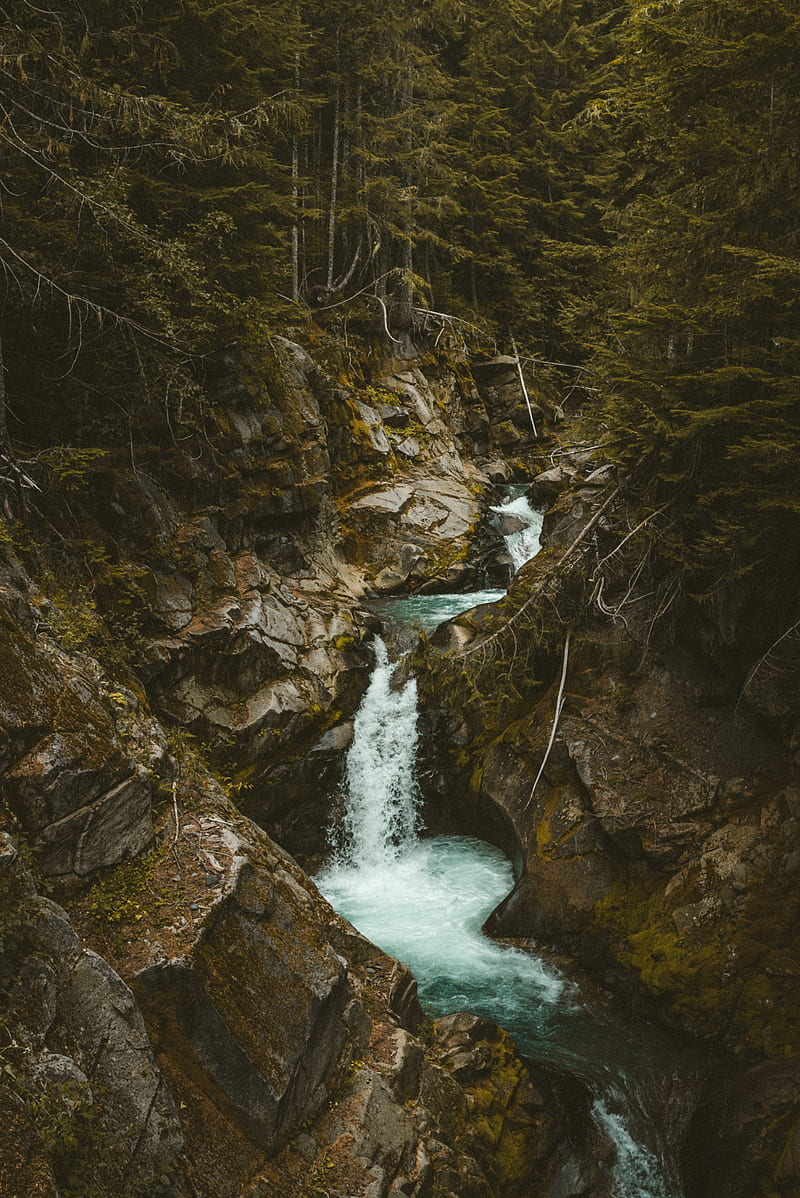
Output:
[[0, 452, 42, 492], [171, 780, 181, 863], [512, 336, 537, 437], [594, 501, 670, 572], [736, 619, 800, 719], [525, 630, 571, 810], [372, 293, 403, 344]]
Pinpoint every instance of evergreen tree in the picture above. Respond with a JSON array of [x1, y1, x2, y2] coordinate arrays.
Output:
[[596, 0, 800, 629], [298, 0, 464, 324], [0, 0, 306, 449], [442, 0, 623, 355]]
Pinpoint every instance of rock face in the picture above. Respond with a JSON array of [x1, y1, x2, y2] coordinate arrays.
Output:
[[0, 572, 157, 882], [344, 471, 487, 593], [330, 361, 531, 595], [0, 834, 184, 1197], [0, 327, 574, 1198], [415, 479, 800, 1198], [476, 629, 799, 1063], [0, 759, 596, 1198], [11, 319, 798, 1198], [133, 822, 362, 1175]]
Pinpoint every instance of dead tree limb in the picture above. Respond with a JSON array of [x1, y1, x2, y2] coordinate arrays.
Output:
[[525, 630, 571, 809], [512, 336, 537, 437]]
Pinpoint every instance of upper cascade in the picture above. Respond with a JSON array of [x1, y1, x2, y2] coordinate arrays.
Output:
[[492, 493, 544, 574]]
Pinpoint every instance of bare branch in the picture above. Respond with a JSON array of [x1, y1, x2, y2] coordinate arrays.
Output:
[[0, 235, 201, 355], [525, 631, 571, 809], [459, 486, 620, 660]]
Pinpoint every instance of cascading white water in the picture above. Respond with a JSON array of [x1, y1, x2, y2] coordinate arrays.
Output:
[[593, 1095, 674, 1198], [491, 493, 544, 573], [317, 635, 686, 1198], [328, 638, 421, 868]]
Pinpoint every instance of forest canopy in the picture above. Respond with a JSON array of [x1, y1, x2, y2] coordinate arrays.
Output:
[[0, 0, 798, 630]]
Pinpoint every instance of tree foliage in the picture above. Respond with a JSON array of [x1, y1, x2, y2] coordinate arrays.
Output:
[[1, 0, 798, 650], [0, 0, 305, 448], [595, 0, 800, 625]]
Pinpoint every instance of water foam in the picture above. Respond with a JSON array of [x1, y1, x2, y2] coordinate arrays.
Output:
[[491, 493, 544, 573], [318, 636, 686, 1198]]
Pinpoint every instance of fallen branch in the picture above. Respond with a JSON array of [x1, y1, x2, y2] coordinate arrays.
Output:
[[512, 336, 537, 437], [171, 780, 181, 862], [372, 293, 403, 344], [0, 452, 42, 492], [736, 618, 800, 719], [525, 630, 571, 809]]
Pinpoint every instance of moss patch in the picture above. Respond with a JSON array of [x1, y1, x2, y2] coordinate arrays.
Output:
[[593, 877, 800, 1057]]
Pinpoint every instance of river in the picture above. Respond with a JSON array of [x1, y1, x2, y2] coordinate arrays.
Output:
[[317, 491, 700, 1197]]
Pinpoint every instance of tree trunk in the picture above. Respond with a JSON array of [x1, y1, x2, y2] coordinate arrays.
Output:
[[0, 332, 8, 452], [326, 35, 341, 294]]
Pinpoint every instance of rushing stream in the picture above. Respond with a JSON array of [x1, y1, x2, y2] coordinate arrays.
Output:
[[491, 490, 545, 573], [317, 492, 696, 1197]]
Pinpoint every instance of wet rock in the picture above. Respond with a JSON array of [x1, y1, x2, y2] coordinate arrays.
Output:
[[387, 961, 424, 1028], [492, 509, 529, 536]]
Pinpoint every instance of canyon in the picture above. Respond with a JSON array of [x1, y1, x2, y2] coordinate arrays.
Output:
[[1, 328, 798, 1198]]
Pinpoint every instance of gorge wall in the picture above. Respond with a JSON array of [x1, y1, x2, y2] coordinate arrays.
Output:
[[414, 478, 800, 1198], [1, 329, 580, 1198], [2, 323, 799, 1198]]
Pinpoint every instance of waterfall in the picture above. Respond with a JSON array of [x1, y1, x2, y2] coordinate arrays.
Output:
[[491, 492, 544, 573], [593, 1094, 673, 1198], [318, 638, 687, 1198], [328, 637, 421, 868]]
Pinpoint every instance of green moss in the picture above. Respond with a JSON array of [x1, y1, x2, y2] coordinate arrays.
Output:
[[79, 849, 185, 931], [592, 878, 800, 1057], [436, 1027, 533, 1194]]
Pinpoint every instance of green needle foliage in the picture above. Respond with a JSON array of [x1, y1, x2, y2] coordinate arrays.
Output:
[[595, 0, 800, 629], [1, 0, 797, 659]]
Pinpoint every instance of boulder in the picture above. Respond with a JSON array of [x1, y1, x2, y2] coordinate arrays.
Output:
[[133, 825, 366, 1158], [0, 846, 183, 1196], [0, 597, 154, 881]]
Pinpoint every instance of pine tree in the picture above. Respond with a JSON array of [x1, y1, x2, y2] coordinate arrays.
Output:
[[298, 0, 465, 325], [441, 0, 623, 354], [596, 0, 800, 626], [0, 0, 308, 448]]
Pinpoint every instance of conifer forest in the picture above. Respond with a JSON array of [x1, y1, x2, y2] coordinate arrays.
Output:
[[3, 0, 798, 620], [2, 3, 800, 1198]]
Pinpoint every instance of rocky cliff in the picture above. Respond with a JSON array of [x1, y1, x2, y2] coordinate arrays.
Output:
[[0, 330, 578, 1198], [3, 321, 799, 1198], [414, 474, 800, 1198]]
